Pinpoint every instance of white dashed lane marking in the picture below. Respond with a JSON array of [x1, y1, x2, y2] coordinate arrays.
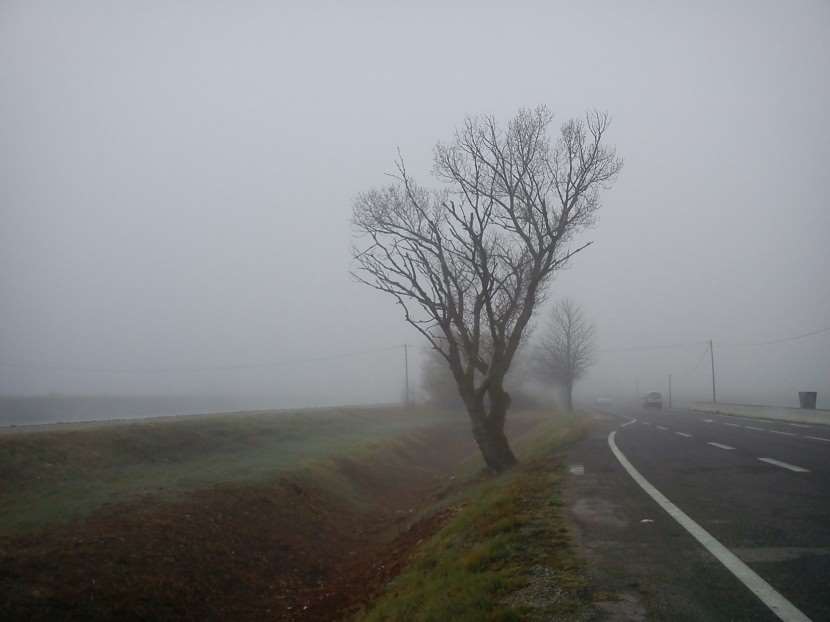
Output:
[[675, 432, 692, 438], [690, 416, 829, 446], [757, 458, 810, 473], [708, 442, 735, 450], [656, 426, 669, 431]]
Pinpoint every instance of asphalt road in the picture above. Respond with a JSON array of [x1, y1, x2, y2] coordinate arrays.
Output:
[[587, 404, 830, 621]]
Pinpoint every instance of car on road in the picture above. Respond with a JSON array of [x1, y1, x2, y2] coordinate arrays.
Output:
[[643, 391, 663, 409]]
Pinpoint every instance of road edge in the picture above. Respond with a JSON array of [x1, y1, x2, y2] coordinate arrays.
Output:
[[608, 425, 812, 622]]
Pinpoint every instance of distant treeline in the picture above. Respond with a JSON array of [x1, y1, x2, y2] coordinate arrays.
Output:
[[0, 395, 257, 427]]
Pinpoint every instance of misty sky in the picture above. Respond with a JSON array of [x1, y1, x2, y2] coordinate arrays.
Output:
[[2, 1, 828, 409]]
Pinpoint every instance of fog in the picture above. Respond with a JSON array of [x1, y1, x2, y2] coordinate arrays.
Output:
[[2, 1, 828, 419]]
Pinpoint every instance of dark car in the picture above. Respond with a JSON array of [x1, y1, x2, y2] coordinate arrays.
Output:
[[643, 391, 663, 408]]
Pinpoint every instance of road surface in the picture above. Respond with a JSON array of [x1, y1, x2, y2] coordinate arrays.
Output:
[[565, 405, 830, 621]]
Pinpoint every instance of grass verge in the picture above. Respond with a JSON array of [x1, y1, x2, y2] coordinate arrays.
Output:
[[355, 414, 592, 622]]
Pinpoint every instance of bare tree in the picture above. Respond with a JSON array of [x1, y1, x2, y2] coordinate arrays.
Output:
[[351, 106, 621, 472], [536, 299, 596, 411]]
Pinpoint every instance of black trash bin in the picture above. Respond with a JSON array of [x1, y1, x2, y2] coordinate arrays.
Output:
[[798, 392, 817, 409]]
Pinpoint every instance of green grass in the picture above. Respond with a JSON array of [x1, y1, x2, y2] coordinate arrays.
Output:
[[355, 413, 592, 622], [0, 406, 466, 535]]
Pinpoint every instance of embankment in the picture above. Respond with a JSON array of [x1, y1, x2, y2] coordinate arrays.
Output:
[[0, 405, 566, 621], [355, 413, 593, 622]]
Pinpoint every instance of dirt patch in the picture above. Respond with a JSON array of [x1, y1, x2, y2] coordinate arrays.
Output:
[[0, 416, 534, 621]]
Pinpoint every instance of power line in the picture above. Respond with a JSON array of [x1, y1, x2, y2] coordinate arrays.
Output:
[[0, 344, 408, 375], [599, 325, 830, 355], [720, 326, 830, 348], [598, 341, 705, 354], [689, 344, 711, 371], [674, 344, 711, 376], [2, 324, 827, 377]]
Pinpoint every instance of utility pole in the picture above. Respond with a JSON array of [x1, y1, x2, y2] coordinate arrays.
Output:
[[709, 339, 717, 403], [668, 374, 672, 409], [403, 344, 410, 408]]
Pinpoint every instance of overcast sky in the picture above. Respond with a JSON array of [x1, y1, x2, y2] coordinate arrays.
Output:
[[2, 1, 828, 409]]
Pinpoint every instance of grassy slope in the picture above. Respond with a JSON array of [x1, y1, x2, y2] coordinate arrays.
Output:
[[0, 406, 464, 535], [355, 414, 592, 622]]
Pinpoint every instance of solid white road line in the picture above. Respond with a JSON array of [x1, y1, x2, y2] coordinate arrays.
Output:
[[608, 430, 812, 622], [786, 423, 813, 429], [708, 442, 735, 450], [805, 435, 830, 443], [746, 426, 767, 432], [758, 458, 810, 473], [675, 432, 692, 438], [770, 430, 797, 437]]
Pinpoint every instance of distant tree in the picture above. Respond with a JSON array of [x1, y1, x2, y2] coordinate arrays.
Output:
[[421, 336, 532, 410], [535, 299, 596, 411], [351, 106, 621, 472], [421, 346, 464, 409]]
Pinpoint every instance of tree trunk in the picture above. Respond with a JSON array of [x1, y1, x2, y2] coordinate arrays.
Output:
[[466, 387, 517, 473], [470, 416, 517, 473], [564, 380, 574, 412]]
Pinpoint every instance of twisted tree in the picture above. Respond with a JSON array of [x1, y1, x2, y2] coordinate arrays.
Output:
[[351, 106, 621, 472]]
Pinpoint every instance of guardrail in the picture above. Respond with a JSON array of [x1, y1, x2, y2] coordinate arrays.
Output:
[[689, 401, 830, 426]]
